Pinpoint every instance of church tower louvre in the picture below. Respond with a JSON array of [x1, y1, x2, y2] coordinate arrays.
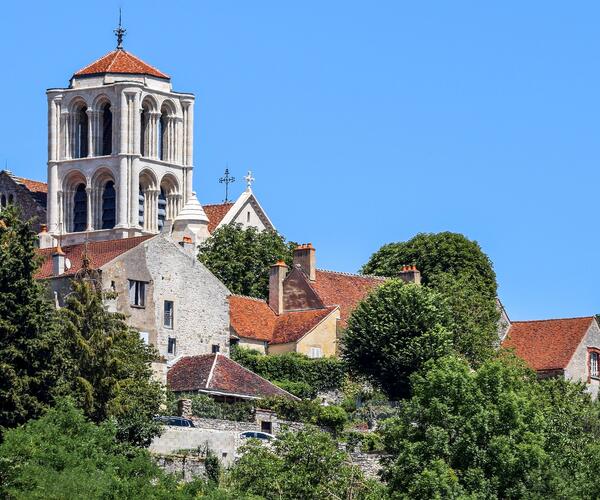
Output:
[[44, 24, 203, 247]]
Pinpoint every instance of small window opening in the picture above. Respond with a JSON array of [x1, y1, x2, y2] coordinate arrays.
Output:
[[129, 280, 146, 308], [164, 300, 174, 329], [168, 337, 177, 355]]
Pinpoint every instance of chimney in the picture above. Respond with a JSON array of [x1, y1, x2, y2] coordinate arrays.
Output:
[[178, 398, 192, 419], [399, 265, 421, 285], [269, 260, 288, 314], [52, 245, 66, 276], [293, 243, 316, 281], [179, 235, 195, 255]]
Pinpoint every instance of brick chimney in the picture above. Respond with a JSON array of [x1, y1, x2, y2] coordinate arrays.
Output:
[[269, 260, 288, 314], [399, 265, 421, 284], [293, 243, 316, 281], [52, 245, 66, 276]]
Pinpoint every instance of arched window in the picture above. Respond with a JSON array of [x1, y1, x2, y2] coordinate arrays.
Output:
[[157, 187, 167, 230], [73, 105, 88, 159], [73, 184, 87, 232], [101, 181, 116, 229], [8, 194, 14, 205], [140, 109, 147, 156], [101, 103, 112, 155], [158, 112, 167, 161], [138, 186, 145, 227]]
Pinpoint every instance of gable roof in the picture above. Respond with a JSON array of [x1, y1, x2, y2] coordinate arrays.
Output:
[[167, 353, 297, 400], [36, 235, 153, 279], [1, 172, 48, 209], [502, 316, 596, 371], [74, 49, 169, 79], [228, 295, 337, 345], [203, 203, 233, 233], [311, 269, 386, 328]]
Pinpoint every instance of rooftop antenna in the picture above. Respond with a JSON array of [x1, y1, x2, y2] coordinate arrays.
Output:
[[219, 166, 235, 203], [114, 8, 126, 50]]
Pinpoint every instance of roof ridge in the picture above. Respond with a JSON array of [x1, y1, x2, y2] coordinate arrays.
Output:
[[512, 316, 594, 324], [75, 50, 115, 75], [203, 202, 234, 207], [206, 353, 219, 389], [230, 294, 267, 303], [316, 268, 388, 280]]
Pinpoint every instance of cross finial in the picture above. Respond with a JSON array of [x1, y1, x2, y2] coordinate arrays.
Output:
[[114, 9, 126, 50], [244, 170, 255, 192], [219, 167, 236, 202]]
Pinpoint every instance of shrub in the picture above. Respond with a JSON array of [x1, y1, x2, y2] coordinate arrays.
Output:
[[316, 405, 348, 435], [191, 395, 223, 419], [273, 379, 317, 399]]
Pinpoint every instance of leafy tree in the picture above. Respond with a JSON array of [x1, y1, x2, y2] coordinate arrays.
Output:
[[0, 207, 66, 431], [379, 353, 600, 499], [60, 279, 164, 446], [361, 232, 499, 364], [228, 428, 387, 499], [198, 224, 295, 299], [341, 280, 453, 399], [0, 399, 180, 499]]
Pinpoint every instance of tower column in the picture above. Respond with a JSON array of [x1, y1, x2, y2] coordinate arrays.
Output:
[[117, 156, 129, 228], [85, 186, 93, 231], [86, 108, 94, 158]]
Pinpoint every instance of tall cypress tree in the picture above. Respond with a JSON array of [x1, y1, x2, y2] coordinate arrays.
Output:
[[0, 207, 65, 431]]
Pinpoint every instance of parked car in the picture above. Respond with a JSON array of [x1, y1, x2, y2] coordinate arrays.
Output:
[[155, 416, 195, 428], [239, 431, 275, 441]]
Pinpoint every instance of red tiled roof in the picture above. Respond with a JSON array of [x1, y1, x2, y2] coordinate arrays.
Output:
[[13, 177, 48, 194], [168, 354, 297, 399], [36, 235, 153, 279], [74, 49, 169, 79], [502, 317, 595, 371], [312, 269, 386, 328], [228, 295, 337, 344], [203, 203, 233, 233]]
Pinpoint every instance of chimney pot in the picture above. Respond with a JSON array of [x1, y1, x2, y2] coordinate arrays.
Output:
[[52, 246, 66, 276], [399, 264, 421, 285]]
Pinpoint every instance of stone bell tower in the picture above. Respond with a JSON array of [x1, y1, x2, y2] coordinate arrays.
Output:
[[43, 22, 208, 248]]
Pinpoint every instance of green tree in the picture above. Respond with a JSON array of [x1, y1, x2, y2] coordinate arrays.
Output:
[[228, 428, 387, 500], [379, 353, 600, 499], [0, 207, 66, 431], [0, 399, 180, 499], [362, 232, 499, 364], [341, 280, 453, 399], [60, 279, 164, 446], [198, 224, 295, 299]]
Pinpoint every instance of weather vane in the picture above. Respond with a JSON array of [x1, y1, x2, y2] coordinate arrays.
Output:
[[114, 8, 126, 50], [219, 168, 236, 202], [244, 170, 255, 191]]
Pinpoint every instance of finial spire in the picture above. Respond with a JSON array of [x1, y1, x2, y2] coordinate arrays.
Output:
[[114, 8, 126, 50], [244, 170, 255, 192], [219, 167, 236, 202]]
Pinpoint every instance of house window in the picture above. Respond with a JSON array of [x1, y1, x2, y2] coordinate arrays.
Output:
[[309, 346, 322, 359], [168, 337, 177, 355], [591, 351, 599, 379], [212, 344, 220, 354], [164, 300, 174, 329], [129, 280, 146, 308], [139, 331, 149, 345]]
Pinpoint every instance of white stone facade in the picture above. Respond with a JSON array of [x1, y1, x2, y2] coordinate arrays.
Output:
[[46, 68, 195, 246]]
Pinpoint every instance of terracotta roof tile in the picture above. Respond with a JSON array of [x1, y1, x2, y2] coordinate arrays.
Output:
[[74, 49, 169, 79], [168, 354, 297, 399], [502, 317, 595, 371], [13, 177, 48, 194], [228, 295, 337, 344], [312, 269, 386, 328], [36, 235, 153, 279], [203, 203, 233, 233]]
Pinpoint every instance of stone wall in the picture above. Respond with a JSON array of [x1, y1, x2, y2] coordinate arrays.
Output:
[[0, 171, 47, 233], [348, 453, 386, 480], [154, 454, 206, 482]]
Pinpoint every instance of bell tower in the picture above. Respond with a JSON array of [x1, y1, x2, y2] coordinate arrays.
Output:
[[44, 23, 202, 247]]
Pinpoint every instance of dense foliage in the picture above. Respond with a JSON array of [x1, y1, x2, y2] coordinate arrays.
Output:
[[361, 232, 499, 364], [229, 428, 386, 499], [232, 347, 346, 393], [198, 224, 296, 299], [379, 353, 600, 499], [341, 280, 453, 399], [60, 279, 164, 446], [0, 208, 66, 431]]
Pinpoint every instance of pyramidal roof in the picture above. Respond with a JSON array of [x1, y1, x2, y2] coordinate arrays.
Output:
[[73, 49, 169, 79], [175, 192, 209, 223]]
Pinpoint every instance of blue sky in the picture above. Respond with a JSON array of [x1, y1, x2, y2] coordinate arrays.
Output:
[[0, 1, 598, 320]]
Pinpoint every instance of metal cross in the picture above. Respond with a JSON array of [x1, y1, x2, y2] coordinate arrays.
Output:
[[244, 170, 255, 191], [114, 9, 126, 50], [219, 168, 236, 202]]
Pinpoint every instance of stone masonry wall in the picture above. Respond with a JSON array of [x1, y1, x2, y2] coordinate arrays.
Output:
[[0, 171, 47, 233], [154, 454, 207, 482]]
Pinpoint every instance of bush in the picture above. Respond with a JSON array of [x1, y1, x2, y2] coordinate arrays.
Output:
[[232, 347, 346, 392], [316, 405, 348, 435], [273, 379, 317, 399], [191, 395, 223, 419]]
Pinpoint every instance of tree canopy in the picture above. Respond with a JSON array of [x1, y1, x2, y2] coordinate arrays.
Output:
[[0, 207, 66, 431], [341, 280, 453, 399], [198, 224, 296, 299], [361, 232, 499, 364]]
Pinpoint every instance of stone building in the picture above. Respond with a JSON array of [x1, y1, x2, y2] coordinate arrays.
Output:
[[502, 316, 600, 398], [0, 170, 47, 232], [36, 233, 230, 380]]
